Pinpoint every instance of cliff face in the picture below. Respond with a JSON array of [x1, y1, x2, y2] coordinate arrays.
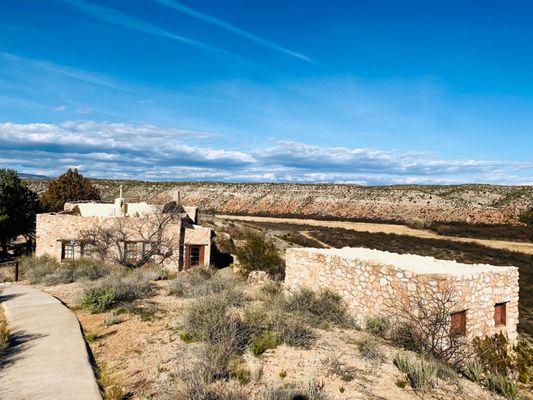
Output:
[[26, 179, 533, 225]]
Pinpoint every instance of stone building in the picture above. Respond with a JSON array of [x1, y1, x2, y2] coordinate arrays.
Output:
[[285, 247, 519, 342], [36, 192, 212, 270]]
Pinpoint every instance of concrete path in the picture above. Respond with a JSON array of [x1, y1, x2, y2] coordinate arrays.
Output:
[[0, 285, 102, 400]]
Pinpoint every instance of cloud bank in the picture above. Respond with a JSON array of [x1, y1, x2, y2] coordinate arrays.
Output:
[[0, 121, 531, 185]]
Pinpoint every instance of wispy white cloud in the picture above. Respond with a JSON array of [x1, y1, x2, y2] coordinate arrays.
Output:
[[1, 121, 531, 185], [0, 52, 127, 92], [58, 0, 235, 57], [151, 0, 314, 63]]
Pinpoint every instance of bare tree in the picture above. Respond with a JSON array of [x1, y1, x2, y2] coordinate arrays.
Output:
[[80, 214, 181, 269], [386, 283, 474, 367]]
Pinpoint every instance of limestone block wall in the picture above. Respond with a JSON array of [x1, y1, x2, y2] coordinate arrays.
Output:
[[36, 213, 184, 270], [285, 248, 519, 342]]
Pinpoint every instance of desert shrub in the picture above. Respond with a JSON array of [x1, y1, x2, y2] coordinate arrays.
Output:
[[183, 291, 248, 350], [234, 232, 284, 278], [515, 340, 533, 385], [390, 322, 423, 353], [140, 265, 169, 281], [519, 208, 533, 226], [394, 353, 438, 390], [365, 315, 390, 337], [0, 315, 8, 354], [188, 275, 244, 299], [259, 280, 282, 300], [463, 361, 484, 383], [274, 313, 315, 348], [20, 255, 60, 283], [250, 331, 280, 356], [81, 272, 152, 313], [169, 267, 215, 296], [163, 362, 250, 400], [322, 356, 356, 382], [394, 353, 411, 374], [359, 338, 384, 363], [227, 357, 251, 385], [81, 286, 118, 313], [432, 358, 457, 381], [406, 217, 429, 229], [405, 359, 438, 391], [96, 366, 126, 400], [262, 380, 329, 400], [473, 333, 514, 377], [21, 255, 113, 285], [280, 288, 352, 328], [487, 374, 519, 400]]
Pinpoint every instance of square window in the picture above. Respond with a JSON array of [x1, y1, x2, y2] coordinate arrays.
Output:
[[494, 303, 507, 326], [81, 242, 96, 258], [62, 241, 76, 260], [143, 242, 155, 255], [124, 242, 139, 260], [450, 310, 467, 336]]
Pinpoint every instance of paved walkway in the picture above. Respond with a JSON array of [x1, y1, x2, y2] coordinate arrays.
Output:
[[0, 285, 102, 400]]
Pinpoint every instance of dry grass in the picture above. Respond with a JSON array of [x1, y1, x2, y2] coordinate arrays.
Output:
[[0, 302, 8, 355]]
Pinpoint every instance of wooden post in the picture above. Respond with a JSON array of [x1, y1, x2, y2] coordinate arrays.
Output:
[[14, 261, 19, 282]]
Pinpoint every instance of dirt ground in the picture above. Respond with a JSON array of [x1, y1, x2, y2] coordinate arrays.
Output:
[[32, 279, 522, 400], [37, 280, 187, 399], [216, 214, 533, 255]]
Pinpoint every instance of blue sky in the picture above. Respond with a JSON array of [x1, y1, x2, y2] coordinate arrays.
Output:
[[0, 0, 532, 184]]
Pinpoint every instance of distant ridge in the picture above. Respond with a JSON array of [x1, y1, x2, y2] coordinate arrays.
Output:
[[22, 177, 532, 225], [18, 172, 49, 180]]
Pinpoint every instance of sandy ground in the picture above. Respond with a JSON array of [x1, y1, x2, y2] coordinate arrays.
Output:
[[216, 214, 533, 255], [28, 279, 520, 400], [258, 329, 499, 400], [36, 281, 187, 399]]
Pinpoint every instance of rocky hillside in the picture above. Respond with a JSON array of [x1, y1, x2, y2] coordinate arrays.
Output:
[[26, 179, 533, 225]]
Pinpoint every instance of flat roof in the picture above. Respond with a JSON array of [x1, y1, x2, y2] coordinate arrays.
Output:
[[298, 247, 515, 276]]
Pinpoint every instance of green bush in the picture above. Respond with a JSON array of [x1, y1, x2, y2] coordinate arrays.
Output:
[[81, 286, 117, 313], [20, 255, 60, 283], [365, 315, 390, 337], [519, 208, 533, 225], [406, 359, 438, 391], [234, 232, 284, 278], [394, 354, 441, 391], [280, 288, 353, 329], [250, 331, 280, 356], [390, 321, 423, 353], [516, 340, 532, 385], [80, 272, 152, 313], [21, 255, 114, 286], [463, 361, 484, 383], [274, 313, 315, 348], [394, 353, 411, 374], [183, 291, 249, 351], [473, 333, 514, 376], [487, 374, 519, 400], [169, 267, 214, 296], [243, 305, 315, 349]]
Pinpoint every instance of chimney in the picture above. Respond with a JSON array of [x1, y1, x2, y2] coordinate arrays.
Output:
[[114, 184, 125, 216]]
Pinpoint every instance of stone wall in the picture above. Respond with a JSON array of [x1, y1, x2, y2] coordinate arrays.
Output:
[[285, 248, 519, 342], [36, 213, 184, 270]]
